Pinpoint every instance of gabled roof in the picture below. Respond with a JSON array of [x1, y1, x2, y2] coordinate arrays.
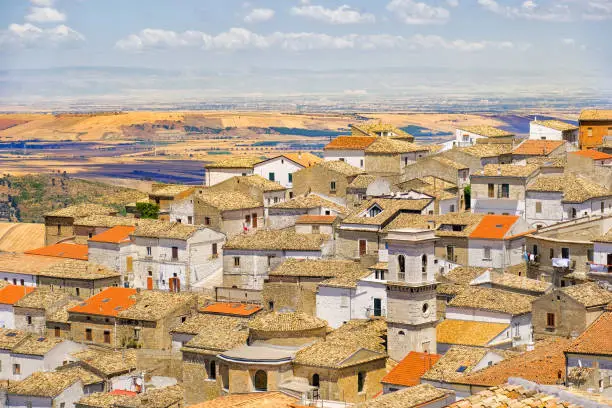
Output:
[[295, 214, 337, 224], [224, 230, 329, 251], [14, 288, 72, 310], [356, 383, 451, 408], [256, 152, 322, 168], [72, 348, 137, 377], [8, 367, 102, 397], [231, 175, 286, 192], [436, 320, 509, 347], [579, 109, 612, 121], [527, 174, 611, 203], [570, 149, 612, 160], [319, 160, 365, 177], [512, 140, 565, 156], [430, 156, 469, 170], [69, 287, 137, 317], [189, 392, 298, 408], [470, 270, 551, 294], [475, 163, 540, 177], [25, 243, 89, 260], [448, 287, 535, 315], [565, 311, 612, 356], [11, 335, 63, 356], [181, 315, 249, 352], [132, 219, 200, 240], [351, 122, 415, 140], [342, 198, 432, 226], [458, 126, 514, 138], [0, 285, 34, 306], [381, 351, 441, 387], [421, 346, 490, 382], [197, 191, 262, 211], [365, 137, 429, 154], [149, 184, 193, 198], [348, 174, 378, 189], [560, 282, 612, 308], [0, 327, 29, 350], [532, 119, 578, 131], [269, 258, 365, 279], [117, 291, 196, 322], [205, 156, 262, 169], [469, 215, 521, 240], [458, 144, 514, 158], [324, 136, 376, 151], [45, 203, 116, 218], [73, 215, 138, 228], [200, 302, 262, 317], [89, 225, 136, 244], [249, 311, 327, 333], [270, 193, 348, 215]]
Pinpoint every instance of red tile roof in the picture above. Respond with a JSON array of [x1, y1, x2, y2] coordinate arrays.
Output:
[[0, 285, 35, 305], [469, 215, 519, 240], [565, 311, 612, 356], [295, 215, 337, 224], [25, 243, 88, 261], [570, 150, 612, 161], [89, 226, 136, 244], [324, 136, 376, 151], [109, 390, 138, 396], [512, 140, 564, 156], [69, 287, 137, 317], [382, 351, 442, 387], [200, 302, 262, 317]]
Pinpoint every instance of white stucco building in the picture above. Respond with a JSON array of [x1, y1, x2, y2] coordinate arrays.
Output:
[[529, 120, 579, 146], [204, 157, 260, 186], [253, 153, 322, 189], [323, 136, 376, 170]]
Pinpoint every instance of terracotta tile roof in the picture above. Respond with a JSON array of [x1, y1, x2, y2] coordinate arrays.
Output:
[[356, 383, 451, 408], [72, 348, 137, 377], [249, 311, 327, 332], [469, 215, 520, 240], [319, 268, 371, 288], [352, 122, 414, 139], [295, 214, 337, 224], [320, 160, 365, 176], [456, 338, 571, 386], [280, 152, 322, 168], [45, 203, 116, 218], [526, 156, 566, 168], [324, 136, 376, 150], [270, 259, 366, 279], [570, 149, 612, 160], [421, 346, 489, 382], [0, 327, 29, 350], [381, 351, 442, 387], [46, 299, 83, 323], [594, 227, 612, 243], [76, 392, 136, 408], [25, 243, 89, 260], [132, 219, 200, 239], [69, 287, 138, 317], [0, 285, 34, 305], [294, 319, 387, 368], [117, 290, 196, 321], [365, 138, 429, 154], [448, 287, 535, 315], [11, 335, 63, 356], [437, 320, 509, 347], [348, 174, 377, 189], [430, 155, 469, 169], [527, 174, 611, 203], [205, 156, 262, 169], [472, 271, 551, 294], [566, 311, 612, 356], [73, 215, 138, 228], [113, 384, 183, 408], [8, 367, 102, 397], [369, 262, 388, 270], [512, 140, 565, 156], [433, 213, 486, 238], [14, 288, 72, 310], [475, 163, 540, 177], [343, 198, 432, 226], [380, 213, 431, 232], [182, 315, 249, 352], [188, 391, 298, 408], [560, 282, 612, 308], [196, 191, 262, 211], [149, 184, 193, 198], [40, 259, 120, 280], [89, 225, 136, 244], [458, 126, 514, 138], [445, 266, 490, 285], [532, 119, 578, 131], [271, 193, 348, 215], [201, 302, 262, 317], [459, 143, 514, 158], [232, 175, 286, 192], [224, 230, 329, 251], [579, 109, 612, 121]]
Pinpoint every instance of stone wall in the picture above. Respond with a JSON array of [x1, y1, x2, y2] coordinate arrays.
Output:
[[44, 215, 75, 245], [46, 321, 71, 340], [69, 314, 117, 347], [293, 166, 355, 201], [262, 276, 323, 315], [532, 290, 590, 338], [13, 307, 46, 335], [37, 277, 121, 299]]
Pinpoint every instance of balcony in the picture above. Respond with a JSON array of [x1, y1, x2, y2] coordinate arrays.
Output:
[[552, 258, 575, 270], [588, 263, 612, 274]]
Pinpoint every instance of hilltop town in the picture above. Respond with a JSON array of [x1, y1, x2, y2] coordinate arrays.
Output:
[[0, 111, 611, 408]]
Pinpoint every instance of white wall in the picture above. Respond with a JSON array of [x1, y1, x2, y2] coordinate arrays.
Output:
[[254, 157, 303, 188], [206, 168, 253, 186], [0, 273, 36, 287], [323, 150, 365, 169], [563, 198, 612, 221], [316, 286, 353, 329], [445, 308, 532, 347], [468, 238, 525, 269], [529, 123, 564, 141], [171, 333, 196, 352], [439, 198, 459, 215], [170, 196, 195, 225], [352, 278, 387, 320], [525, 191, 564, 227], [455, 129, 488, 146], [88, 241, 136, 285], [0, 349, 12, 380], [594, 242, 612, 267], [0, 304, 15, 329]]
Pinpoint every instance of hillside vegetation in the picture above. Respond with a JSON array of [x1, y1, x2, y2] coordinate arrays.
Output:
[[1, 173, 147, 222]]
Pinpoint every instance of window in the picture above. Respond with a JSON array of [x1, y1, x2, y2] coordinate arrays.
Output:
[[288, 173, 293, 183], [133, 328, 141, 340], [484, 247, 492, 260], [359, 239, 367, 256], [57, 224, 61, 235], [221, 365, 229, 390], [330, 181, 337, 192], [312, 225, 320, 233], [273, 197, 278, 204], [172, 246, 179, 260], [533, 245, 538, 256], [85, 328, 92, 341], [13, 279, 16, 285], [500, 184, 510, 198], [254, 370, 267, 391], [373, 298, 382, 317], [268, 301, 274, 310], [146, 246, 152, 256], [450, 205, 455, 212], [360, 159, 364, 168], [54, 326, 61, 338], [421, 254, 428, 280], [13, 364, 20, 375], [252, 213, 258, 228], [76, 287, 80, 297], [357, 372, 365, 393], [126, 256, 133, 272], [339, 158, 345, 162], [602, 202, 605, 213], [103, 330, 111, 344], [268, 172, 275, 181], [587, 249, 594, 262], [587, 128, 593, 137], [209, 360, 216, 380], [488, 184, 495, 198], [550, 248, 554, 259], [398, 330, 405, 335], [536, 201, 542, 214], [398, 255, 406, 280], [446, 246, 455, 262], [570, 208, 577, 219], [368, 205, 382, 217], [26, 315, 32, 325], [245, 214, 251, 225], [312, 373, 320, 388], [204, 217, 211, 226], [233, 257, 240, 267], [561, 247, 570, 259], [404, 157, 408, 166], [267, 255, 276, 267], [188, 216, 193, 224], [212, 243, 218, 256], [176, 218, 181, 223], [88, 232, 93, 238], [547, 313, 555, 327]]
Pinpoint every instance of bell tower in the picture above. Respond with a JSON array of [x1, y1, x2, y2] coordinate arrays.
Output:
[[385, 227, 438, 361]]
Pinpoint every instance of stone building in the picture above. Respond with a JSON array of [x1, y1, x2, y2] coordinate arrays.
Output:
[[71, 347, 139, 393], [148, 184, 194, 222], [346, 174, 378, 208], [532, 282, 612, 339], [73, 215, 138, 243], [44, 204, 117, 245], [511, 140, 568, 164], [0, 284, 34, 329], [351, 122, 414, 142], [292, 160, 365, 203], [46, 299, 82, 340], [222, 230, 333, 290], [357, 383, 455, 408], [529, 120, 579, 146], [267, 193, 348, 230], [363, 137, 431, 177], [592, 228, 612, 283], [323, 136, 376, 170], [454, 126, 515, 147], [207, 175, 287, 214], [13, 289, 78, 335], [294, 214, 337, 235], [442, 143, 513, 169], [204, 156, 261, 187]]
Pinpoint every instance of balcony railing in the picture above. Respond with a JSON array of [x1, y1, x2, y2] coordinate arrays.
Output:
[[552, 258, 575, 270], [588, 263, 612, 274]]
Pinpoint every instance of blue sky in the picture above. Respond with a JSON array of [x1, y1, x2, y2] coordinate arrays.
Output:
[[0, 0, 611, 103]]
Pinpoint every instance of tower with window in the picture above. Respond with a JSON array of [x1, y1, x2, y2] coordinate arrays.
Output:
[[385, 227, 438, 361]]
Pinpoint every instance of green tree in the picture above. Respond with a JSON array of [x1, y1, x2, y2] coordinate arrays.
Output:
[[136, 202, 159, 219]]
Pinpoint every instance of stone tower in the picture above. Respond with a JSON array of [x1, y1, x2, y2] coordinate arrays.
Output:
[[385, 227, 438, 361]]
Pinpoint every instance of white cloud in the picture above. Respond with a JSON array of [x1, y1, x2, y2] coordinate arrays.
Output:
[[583, 0, 612, 20], [562, 38, 575, 46], [386, 0, 451, 25], [477, 0, 571, 21], [115, 27, 526, 54], [244, 8, 275, 23], [0, 23, 84, 49], [446, 0, 459, 7], [290, 4, 376, 24], [25, 7, 66, 23], [30, 0, 54, 6]]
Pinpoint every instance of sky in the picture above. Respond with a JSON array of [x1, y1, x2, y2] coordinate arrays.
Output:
[[0, 0, 611, 105]]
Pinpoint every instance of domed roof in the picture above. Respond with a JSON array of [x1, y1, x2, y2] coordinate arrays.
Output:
[[248, 311, 327, 333]]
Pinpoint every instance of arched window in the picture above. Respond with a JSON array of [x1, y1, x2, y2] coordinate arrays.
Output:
[[209, 360, 216, 380], [398, 330, 405, 336], [312, 373, 320, 388], [254, 370, 267, 391], [421, 255, 428, 280], [357, 371, 365, 393], [398, 255, 406, 280]]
